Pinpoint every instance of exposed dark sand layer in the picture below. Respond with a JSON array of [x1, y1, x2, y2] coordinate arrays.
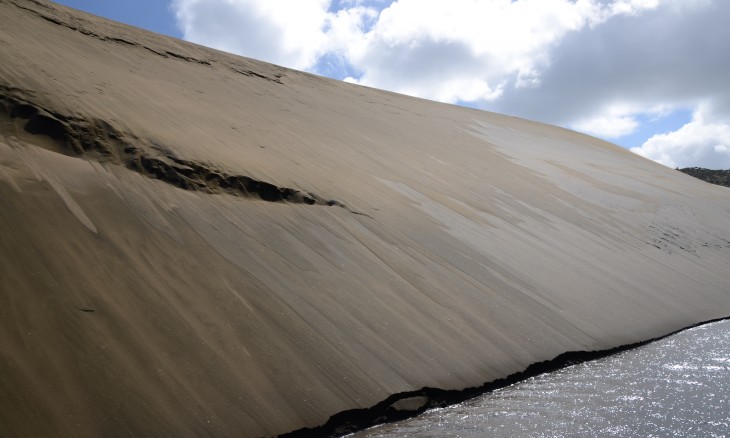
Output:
[[1, 1, 729, 436]]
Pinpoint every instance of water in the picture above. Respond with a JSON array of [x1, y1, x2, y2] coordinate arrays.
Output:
[[354, 319, 730, 437]]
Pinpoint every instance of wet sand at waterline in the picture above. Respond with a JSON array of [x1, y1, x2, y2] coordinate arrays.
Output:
[[1, 1, 730, 436]]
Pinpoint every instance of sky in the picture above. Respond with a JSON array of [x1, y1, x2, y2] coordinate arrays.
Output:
[[54, 0, 730, 169]]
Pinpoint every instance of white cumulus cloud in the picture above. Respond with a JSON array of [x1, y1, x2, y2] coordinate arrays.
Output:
[[571, 108, 640, 139], [570, 104, 676, 139], [172, 0, 332, 70], [631, 106, 730, 169], [172, 0, 661, 103], [171, 0, 730, 168], [337, 0, 662, 103]]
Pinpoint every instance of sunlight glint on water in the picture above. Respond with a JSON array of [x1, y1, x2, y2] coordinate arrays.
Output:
[[354, 319, 730, 437]]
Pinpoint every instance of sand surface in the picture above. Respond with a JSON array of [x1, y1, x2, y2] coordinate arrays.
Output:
[[1, 0, 730, 436]]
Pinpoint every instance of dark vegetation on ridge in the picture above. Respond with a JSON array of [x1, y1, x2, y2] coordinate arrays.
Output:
[[679, 167, 730, 188]]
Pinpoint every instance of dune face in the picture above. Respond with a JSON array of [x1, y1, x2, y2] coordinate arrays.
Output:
[[1, 0, 730, 436]]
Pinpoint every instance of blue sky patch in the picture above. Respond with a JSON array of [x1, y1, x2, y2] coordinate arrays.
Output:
[[55, 0, 181, 38], [615, 108, 693, 149]]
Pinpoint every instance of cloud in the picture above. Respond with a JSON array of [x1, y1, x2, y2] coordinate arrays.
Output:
[[485, 0, 730, 168], [569, 104, 677, 139], [172, 0, 331, 70], [631, 106, 730, 169], [341, 0, 663, 103], [172, 0, 661, 102], [572, 114, 639, 139], [171, 0, 730, 168], [491, 0, 729, 125]]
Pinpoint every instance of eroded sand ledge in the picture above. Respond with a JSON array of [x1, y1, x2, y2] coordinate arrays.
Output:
[[1, 1, 730, 436]]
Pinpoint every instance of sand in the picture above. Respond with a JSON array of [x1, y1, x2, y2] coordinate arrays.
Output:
[[1, 0, 729, 436]]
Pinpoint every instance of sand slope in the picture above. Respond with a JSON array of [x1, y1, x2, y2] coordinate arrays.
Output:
[[1, 0, 729, 436]]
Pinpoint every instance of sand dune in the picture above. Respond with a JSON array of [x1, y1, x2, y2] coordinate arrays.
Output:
[[1, 0, 729, 436]]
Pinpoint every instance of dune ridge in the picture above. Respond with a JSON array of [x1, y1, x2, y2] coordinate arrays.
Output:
[[1, 0, 730, 436]]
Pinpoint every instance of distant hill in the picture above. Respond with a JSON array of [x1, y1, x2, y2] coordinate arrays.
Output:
[[679, 168, 730, 188]]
